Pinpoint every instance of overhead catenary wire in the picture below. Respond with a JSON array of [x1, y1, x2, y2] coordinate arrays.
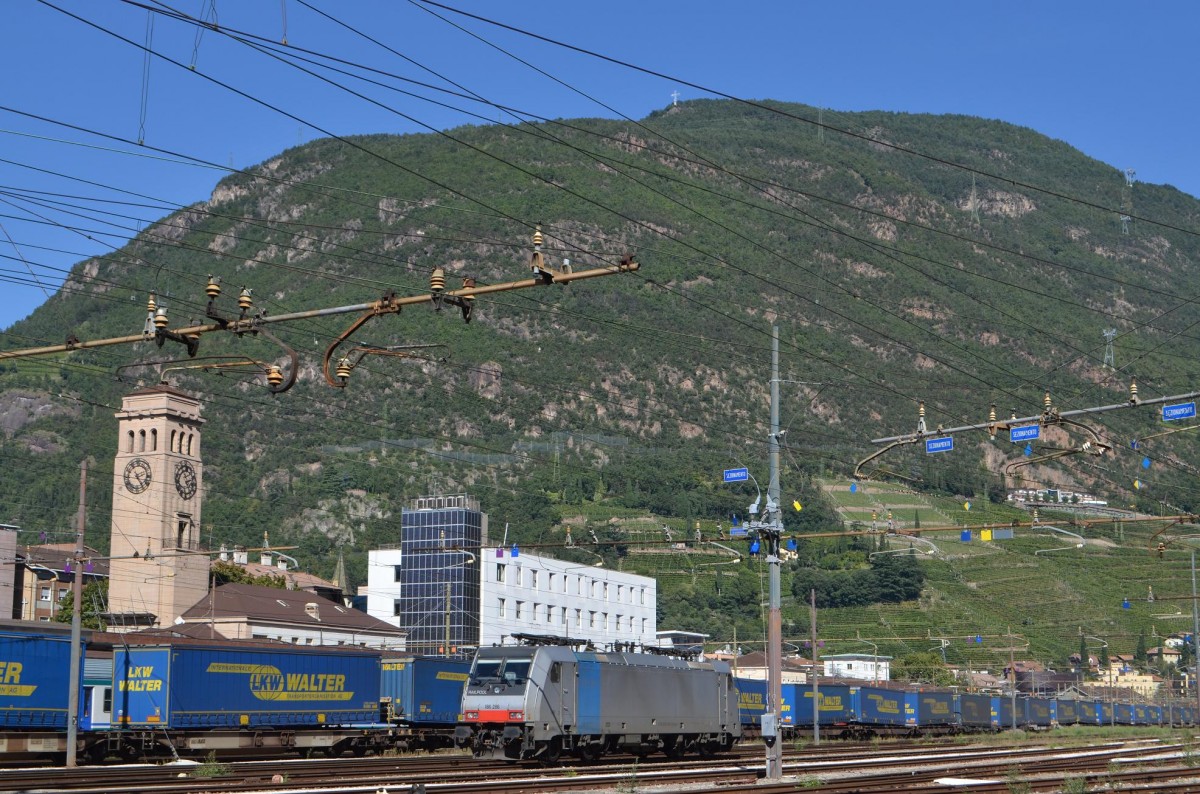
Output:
[[2, 0, 1190, 527]]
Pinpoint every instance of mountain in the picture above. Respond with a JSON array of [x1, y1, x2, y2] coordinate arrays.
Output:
[[3, 99, 1200, 668]]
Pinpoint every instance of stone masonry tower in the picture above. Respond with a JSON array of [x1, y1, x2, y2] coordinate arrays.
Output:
[[107, 385, 209, 629]]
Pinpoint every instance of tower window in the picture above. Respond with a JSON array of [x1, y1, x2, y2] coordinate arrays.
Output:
[[150, 428, 158, 451], [175, 514, 193, 549], [138, 430, 146, 452], [126, 430, 134, 453]]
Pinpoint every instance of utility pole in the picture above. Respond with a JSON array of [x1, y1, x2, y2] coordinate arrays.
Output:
[[764, 325, 784, 778], [1008, 625, 1017, 731], [810, 588, 820, 746], [1192, 550, 1200, 717], [66, 460, 86, 768]]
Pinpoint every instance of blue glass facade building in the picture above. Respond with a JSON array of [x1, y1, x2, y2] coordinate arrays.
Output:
[[395, 495, 486, 655]]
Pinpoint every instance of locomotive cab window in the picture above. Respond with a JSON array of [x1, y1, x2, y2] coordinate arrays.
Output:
[[470, 658, 504, 684], [550, 662, 560, 683], [470, 656, 533, 687]]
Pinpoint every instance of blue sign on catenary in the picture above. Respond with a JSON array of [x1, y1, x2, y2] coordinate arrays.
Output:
[[1010, 424, 1040, 442], [1163, 402, 1197, 422], [723, 467, 749, 482], [925, 437, 953, 454]]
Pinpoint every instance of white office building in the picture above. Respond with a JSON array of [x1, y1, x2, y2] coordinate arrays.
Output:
[[479, 548, 657, 649], [364, 495, 657, 653], [822, 652, 892, 682]]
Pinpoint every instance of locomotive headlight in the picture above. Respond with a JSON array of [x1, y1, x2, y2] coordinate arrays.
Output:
[[509, 710, 524, 720], [465, 711, 479, 720]]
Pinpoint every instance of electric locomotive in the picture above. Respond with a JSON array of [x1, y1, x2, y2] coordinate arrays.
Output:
[[455, 635, 740, 763]]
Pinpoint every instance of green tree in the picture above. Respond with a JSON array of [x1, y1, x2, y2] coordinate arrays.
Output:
[[1134, 630, 1148, 670], [891, 651, 955, 686], [211, 559, 287, 588], [53, 579, 109, 631]]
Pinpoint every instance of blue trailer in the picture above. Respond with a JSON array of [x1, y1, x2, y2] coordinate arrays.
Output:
[[381, 656, 469, 747], [992, 695, 1016, 729], [855, 686, 910, 730], [1133, 704, 1158, 725], [795, 684, 857, 728], [1055, 699, 1079, 726], [1113, 702, 1135, 725], [956, 693, 994, 730], [911, 689, 956, 730], [735, 678, 799, 733], [114, 643, 381, 730], [1077, 699, 1102, 726], [0, 628, 84, 730], [1023, 697, 1054, 728]]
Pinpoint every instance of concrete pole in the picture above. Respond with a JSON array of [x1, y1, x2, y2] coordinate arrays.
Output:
[[1009, 625, 1017, 731], [66, 460, 86, 767], [1192, 550, 1200, 717], [765, 325, 784, 778], [810, 588, 819, 746]]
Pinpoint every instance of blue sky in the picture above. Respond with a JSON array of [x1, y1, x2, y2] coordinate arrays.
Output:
[[2, 0, 1197, 331]]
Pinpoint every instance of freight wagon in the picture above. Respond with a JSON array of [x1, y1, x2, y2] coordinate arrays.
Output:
[[0, 626, 85, 761], [109, 641, 382, 758], [1022, 697, 1055, 729], [795, 684, 858, 729], [380, 656, 469, 749]]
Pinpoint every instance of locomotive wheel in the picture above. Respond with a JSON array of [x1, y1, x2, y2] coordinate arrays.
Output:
[[662, 735, 684, 759], [577, 741, 602, 763], [538, 737, 562, 766]]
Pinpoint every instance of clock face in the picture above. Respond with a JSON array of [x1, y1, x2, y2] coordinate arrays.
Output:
[[123, 458, 152, 494], [174, 461, 198, 500]]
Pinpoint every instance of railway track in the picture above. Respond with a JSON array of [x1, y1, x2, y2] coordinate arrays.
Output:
[[7, 737, 1197, 793]]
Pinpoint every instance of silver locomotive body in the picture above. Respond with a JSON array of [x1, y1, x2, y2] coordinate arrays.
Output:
[[455, 645, 740, 763]]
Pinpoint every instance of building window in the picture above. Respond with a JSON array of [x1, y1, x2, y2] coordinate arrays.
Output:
[[616, 614, 623, 631], [530, 570, 538, 590], [392, 599, 402, 617], [496, 563, 505, 583], [548, 573, 556, 591], [498, 598, 506, 618], [617, 585, 624, 602], [394, 565, 403, 582], [589, 611, 596, 628], [39, 586, 50, 602], [150, 428, 157, 451], [560, 606, 567, 625], [602, 612, 608, 630], [575, 609, 582, 628], [545, 604, 553, 622], [603, 582, 609, 600], [590, 580, 597, 598], [516, 601, 523, 620], [532, 603, 540, 621], [639, 588, 645, 605], [38, 617, 49, 622], [57, 589, 67, 601]]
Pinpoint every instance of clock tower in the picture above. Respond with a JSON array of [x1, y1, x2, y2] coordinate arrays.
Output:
[[107, 384, 210, 630]]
